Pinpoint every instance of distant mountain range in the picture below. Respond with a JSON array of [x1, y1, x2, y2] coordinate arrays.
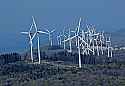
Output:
[[111, 28, 125, 47]]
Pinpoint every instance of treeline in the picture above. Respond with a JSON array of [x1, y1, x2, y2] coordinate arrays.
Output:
[[0, 53, 21, 64], [23, 50, 115, 65]]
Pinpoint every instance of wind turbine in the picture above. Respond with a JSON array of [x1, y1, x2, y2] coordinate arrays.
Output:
[[57, 33, 62, 46], [81, 30, 85, 40], [63, 28, 72, 52], [88, 25, 98, 55], [62, 18, 83, 67], [106, 36, 112, 57], [57, 36, 60, 46], [21, 16, 47, 64], [44, 28, 56, 46], [63, 34, 82, 68], [86, 24, 93, 55], [94, 32, 100, 56], [68, 28, 72, 52], [77, 36, 81, 68], [62, 29, 67, 49], [99, 31, 105, 55], [91, 25, 96, 55]]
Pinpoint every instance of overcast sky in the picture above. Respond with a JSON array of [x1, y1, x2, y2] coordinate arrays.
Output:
[[0, 0, 125, 52]]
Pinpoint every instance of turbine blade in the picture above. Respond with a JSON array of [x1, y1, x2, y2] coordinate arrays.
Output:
[[45, 29, 49, 33], [63, 35, 76, 42], [32, 16, 38, 32], [78, 36, 88, 45], [21, 32, 29, 34], [51, 29, 55, 33], [71, 31, 75, 33], [88, 48, 93, 52], [78, 17, 82, 27], [31, 32, 37, 40], [29, 23, 33, 32], [77, 17, 81, 33], [38, 31, 48, 34]]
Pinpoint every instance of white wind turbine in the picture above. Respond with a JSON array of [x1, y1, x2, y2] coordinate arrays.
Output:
[[44, 28, 56, 46], [99, 31, 105, 55], [62, 29, 67, 49], [63, 29, 86, 68], [93, 32, 100, 56], [68, 28, 72, 52], [64, 33, 95, 68], [57, 36, 60, 46], [63, 28, 72, 52], [57, 33, 62, 46], [21, 16, 47, 64], [77, 36, 82, 68], [86, 24, 93, 55], [91, 25, 96, 55], [88, 25, 100, 56], [62, 18, 82, 67], [63, 34, 82, 68], [31, 16, 48, 64], [87, 25, 98, 55], [106, 36, 112, 57]]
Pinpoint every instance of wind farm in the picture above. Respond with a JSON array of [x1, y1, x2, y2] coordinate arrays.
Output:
[[1, 0, 125, 85], [1, 15, 125, 86], [20, 17, 113, 68]]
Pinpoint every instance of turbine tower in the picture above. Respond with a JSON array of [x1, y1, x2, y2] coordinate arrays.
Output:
[[68, 28, 72, 52], [99, 31, 105, 55], [93, 31, 100, 56], [63, 28, 72, 52], [77, 36, 81, 68], [106, 36, 112, 57], [63, 29, 67, 49], [57, 34, 62, 46], [21, 23, 34, 62]]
